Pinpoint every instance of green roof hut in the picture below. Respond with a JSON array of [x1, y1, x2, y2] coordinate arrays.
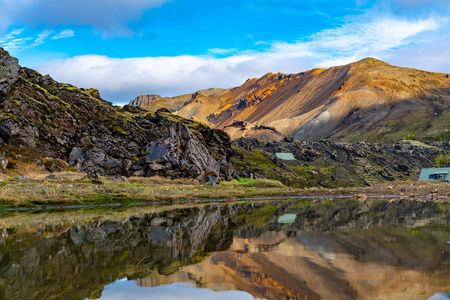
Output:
[[419, 168, 450, 182], [275, 153, 295, 161]]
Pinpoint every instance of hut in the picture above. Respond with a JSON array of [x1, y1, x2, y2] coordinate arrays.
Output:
[[275, 153, 295, 161], [418, 168, 450, 182]]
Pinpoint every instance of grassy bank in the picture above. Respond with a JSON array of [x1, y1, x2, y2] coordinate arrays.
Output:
[[0, 172, 297, 208], [0, 170, 448, 209]]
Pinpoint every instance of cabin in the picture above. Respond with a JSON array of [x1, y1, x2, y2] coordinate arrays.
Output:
[[275, 152, 296, 161], [277, 214, 297, 224], [418, 168, 450, 182]]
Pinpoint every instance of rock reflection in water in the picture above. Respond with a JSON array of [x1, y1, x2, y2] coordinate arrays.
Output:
[[0, 199, 448, 300]]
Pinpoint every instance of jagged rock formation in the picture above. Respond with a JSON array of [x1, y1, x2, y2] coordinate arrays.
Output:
[[0, 48, 235, 181], [130, 58, 450, 142]]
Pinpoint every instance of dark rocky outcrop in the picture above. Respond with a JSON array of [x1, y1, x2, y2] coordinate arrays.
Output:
[[233, 137, 450, 186], [0, 48, 235, 181]]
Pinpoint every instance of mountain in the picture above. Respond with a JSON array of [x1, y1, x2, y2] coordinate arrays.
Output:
[[130, 58, 450, 142], [0, 48, 235, 182], [129, 88, 227, 113]]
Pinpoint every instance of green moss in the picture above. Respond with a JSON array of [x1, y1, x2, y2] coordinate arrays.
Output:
[[436, 154, 450, 167], [0, 112, 20, 122], [43, 118, 58, 128], [20, 77, 79, 119], [221, 178, 284, 188]]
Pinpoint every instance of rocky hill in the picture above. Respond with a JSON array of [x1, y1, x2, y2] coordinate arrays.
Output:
[[130, 58, 450, 142], [232, 138, 450, 187], [0, 48, 235, 182]]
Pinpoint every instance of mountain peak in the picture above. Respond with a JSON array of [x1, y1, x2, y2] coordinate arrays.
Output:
[[0, 47, 20, 95], [354, 57, 389, 66], [0, 47, 11, 57]]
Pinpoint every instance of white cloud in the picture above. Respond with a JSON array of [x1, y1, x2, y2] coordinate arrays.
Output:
[[0, 28, 75, 53], [207, 48, 238, 55], [37, 53, 313, 102], [51, 30, 75, 40], [31, 30, 53, 46], [0, 28, 26, 42], [0, 0, 170, 36], [35, 13, 448, 104], [0, 28, 33, 52], [271, 17, 439, 64]]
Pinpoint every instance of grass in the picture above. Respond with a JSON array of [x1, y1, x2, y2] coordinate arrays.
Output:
[[436, 153, 450, 167], [0, 170, 296, 208], [0, 160, 448, 209]]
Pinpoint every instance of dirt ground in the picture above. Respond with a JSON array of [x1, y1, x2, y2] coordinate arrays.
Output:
[[302, 180, 450, 200]]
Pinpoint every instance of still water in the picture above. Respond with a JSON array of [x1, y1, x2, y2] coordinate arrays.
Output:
[[0, 198, 449, 300]]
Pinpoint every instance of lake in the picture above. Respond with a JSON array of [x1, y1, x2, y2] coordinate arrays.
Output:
[[0, 198, 449, 299]]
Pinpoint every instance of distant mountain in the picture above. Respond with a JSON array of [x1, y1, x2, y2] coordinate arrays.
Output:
[[129, 88, 227, 113], [130, 58, 450, 142]]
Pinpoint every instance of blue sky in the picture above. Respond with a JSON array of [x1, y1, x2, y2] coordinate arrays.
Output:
[[0, 0, 449, 104]]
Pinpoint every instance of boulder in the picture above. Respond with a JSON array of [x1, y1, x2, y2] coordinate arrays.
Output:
[[69, 147, 86, 167], [142, 123, 221, 182], [45, 174, 58, 180], [87, 170, 102, 183], [99, 159, 121, 168], [0, 153, 8, 171], [205, 175, 220, 185], [148, 164, 166, 171]]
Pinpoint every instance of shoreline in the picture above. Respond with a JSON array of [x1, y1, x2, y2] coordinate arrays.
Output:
[[0, 171, 448, 209]]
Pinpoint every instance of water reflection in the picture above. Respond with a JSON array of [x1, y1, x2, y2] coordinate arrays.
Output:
[[0, 199, 449, 300]]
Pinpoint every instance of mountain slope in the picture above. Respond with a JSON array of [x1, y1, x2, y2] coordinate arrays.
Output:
[[0, 48, 235, 181], [129, 88, 227, 113], [130, 58, 450, 142]]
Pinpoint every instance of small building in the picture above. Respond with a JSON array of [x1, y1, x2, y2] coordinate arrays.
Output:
[[275, 152, 295, 161], [277, 214, 297, 224], [419, 168, 450, 182]]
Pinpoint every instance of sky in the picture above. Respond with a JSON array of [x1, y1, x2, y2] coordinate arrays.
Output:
[[98, 281, 261, 300], [0, 0, 449, 105]]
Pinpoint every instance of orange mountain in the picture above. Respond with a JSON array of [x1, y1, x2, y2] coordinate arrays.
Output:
[[129, 58, 450, 142]]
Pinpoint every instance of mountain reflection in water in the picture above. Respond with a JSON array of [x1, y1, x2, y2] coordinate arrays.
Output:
[[99, 281, 259, 300], [0, 198, 449, 300]]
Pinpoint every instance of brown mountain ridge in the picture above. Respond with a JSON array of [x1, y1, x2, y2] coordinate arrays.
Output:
[[130, 58, 450, 142]]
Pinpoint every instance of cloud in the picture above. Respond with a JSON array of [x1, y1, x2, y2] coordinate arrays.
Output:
[[51, 30, 75, 40], [0, 28, 74, 53], [36, 12, 447, 103], [0, 28, 26, 42], [0, 0, 170, 36], [0, 28, 33, 52], [371, 0, 450, 19], [37, 53, 313, 102], [270, 17, 439, 64], [31, 30, 53, 46], [386, 33, 450, 73], [207, 48, 239, 55]]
